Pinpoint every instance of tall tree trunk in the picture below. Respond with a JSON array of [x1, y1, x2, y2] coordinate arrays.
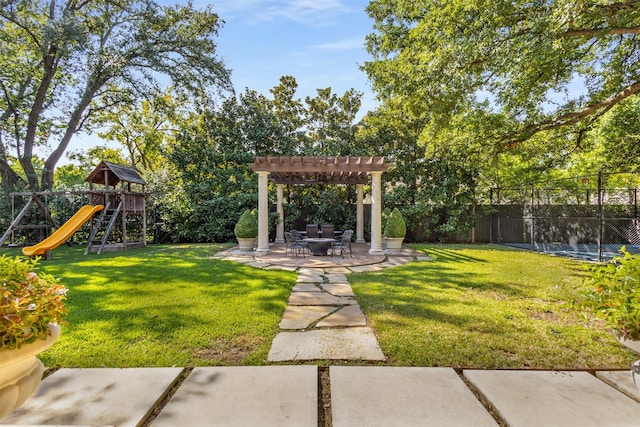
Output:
[[40, 75, 106, 190]]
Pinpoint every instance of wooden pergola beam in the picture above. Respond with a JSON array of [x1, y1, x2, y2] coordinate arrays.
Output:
[[250, 156, 390, 180]]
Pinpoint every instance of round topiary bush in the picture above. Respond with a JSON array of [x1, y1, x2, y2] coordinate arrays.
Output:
[[234, 209, 258, 238], [381, 208, 392, 234], [384, 208, 406, 238]]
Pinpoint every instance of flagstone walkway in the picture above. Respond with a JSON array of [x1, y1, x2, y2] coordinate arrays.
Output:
[[214, 243, 432, 362], [268, 268, 385, 361]]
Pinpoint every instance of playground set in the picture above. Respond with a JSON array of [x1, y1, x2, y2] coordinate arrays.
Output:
[[0, 161, 147, 258]]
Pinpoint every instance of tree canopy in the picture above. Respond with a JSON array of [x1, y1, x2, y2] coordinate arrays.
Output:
[[0, 0, 231, 193], [364, 0, 640, 147]]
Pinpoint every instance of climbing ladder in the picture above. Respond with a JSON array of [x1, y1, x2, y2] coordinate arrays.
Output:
[[84, 201, 123, 255]]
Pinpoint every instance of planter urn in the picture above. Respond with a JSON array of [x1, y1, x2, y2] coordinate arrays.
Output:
[[0, 323, 60, 419], [385, 237, 404, 251], [237, 237, 257, 252]]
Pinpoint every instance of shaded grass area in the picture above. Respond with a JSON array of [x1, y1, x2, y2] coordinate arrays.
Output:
[[349, 244, 637, 369], [2, 244, 296, 368]]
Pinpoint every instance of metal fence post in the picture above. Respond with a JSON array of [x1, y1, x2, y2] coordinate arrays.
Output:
[[597, 171, 603, 262], [530, 184, 535, 251]]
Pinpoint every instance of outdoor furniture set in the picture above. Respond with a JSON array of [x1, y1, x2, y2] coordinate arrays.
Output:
[[284, 225, 353, 258]]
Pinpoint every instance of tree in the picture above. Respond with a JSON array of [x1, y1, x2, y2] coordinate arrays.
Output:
[[0, 0, 231, 193], [304, 87, 363, 155], [94, 91, 186, 172], [364, 0, 640, 148]]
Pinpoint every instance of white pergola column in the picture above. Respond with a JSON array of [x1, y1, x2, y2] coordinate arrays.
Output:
[[356, 184, 365, 243], [256, 171, 270, 255], [275, 184, 285, 243], [369, 171, 384, 255]]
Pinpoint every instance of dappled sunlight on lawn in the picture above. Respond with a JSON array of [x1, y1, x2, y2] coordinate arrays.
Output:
[[350, 244, 636, 369], [18, 244, 297, 368]]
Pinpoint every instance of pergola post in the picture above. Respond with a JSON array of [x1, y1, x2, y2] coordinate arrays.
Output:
[[356, 184, 365, 243], [275, 184, 285, 243], [249, 156, 390, 256], [256, 171, 270, 255], [369, 171, 384, 255]]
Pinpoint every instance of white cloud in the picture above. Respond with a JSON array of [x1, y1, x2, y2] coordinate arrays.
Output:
[[211, 0, 356, 26], [314, 37, 364, 51]]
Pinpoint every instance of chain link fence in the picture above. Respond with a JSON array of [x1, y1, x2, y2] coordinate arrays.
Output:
[[489, 172, 640, 261]]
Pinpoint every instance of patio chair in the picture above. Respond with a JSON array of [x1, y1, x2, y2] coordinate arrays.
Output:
[[306, 224, 319, 238], [331, 229, 353, 258], [320, 224, 334, 239], [285, 231, 307, 257]]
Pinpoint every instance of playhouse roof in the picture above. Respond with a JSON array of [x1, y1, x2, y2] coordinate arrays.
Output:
[[85, 161, 146, 187]]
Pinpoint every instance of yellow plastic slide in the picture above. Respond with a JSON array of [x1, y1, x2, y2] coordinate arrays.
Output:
[[22, 204, 104, 257]]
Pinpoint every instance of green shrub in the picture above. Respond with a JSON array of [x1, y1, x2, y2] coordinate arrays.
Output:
[[234, 209, 258, 238], [384, 208, 407, 238], [0, 256, 67, 349], [580, 247, 640, 340], [381, 208, 392, 234]]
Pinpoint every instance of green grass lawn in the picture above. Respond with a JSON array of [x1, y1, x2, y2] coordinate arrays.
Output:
[[6, 242, 636, 369], [349, 244, 637, 369], [3, 244, 297, 368]]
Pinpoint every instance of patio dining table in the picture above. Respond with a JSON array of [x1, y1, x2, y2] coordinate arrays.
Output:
[[303, 238, 336, 256]]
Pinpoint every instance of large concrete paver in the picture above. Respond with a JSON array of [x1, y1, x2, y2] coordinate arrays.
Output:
[[153, 366, 317, 427], [0, 368, 181, 426], [330, 367, 497, 427], [268, 328, 385, 361], [465, 370, 640, 427], [596, 370, 640, 402]]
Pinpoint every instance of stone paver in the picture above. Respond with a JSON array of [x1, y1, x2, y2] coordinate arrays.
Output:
[[279, 305, 337, 329], [386, 257, 413, 265], [296, 274, 324, 283], [268, 328, 385, 361], [464, 370, 640, 427], [321, 282, 354, 297], [153, 366, 317, 427], [331, 367, 497, 427], [288, 291, 355, 306], [316, 305, 367, 327], [292, 283, 323, 292], [0, 368, 182, 426], [265, 264, 298, 271], [245, 260, 271, 269], [596, 370, 640, 402], [325, 267, 351, 274], [349, 264, 384, 272], [324, 273, 349, 283]]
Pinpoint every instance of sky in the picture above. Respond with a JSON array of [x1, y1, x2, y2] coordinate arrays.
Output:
[[66, 0, 378, 160], [211, 0, 378, 114]]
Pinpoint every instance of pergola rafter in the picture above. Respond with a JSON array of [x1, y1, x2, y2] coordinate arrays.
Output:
[[250, 156, 389, 185], [249, 156, 390, 256]]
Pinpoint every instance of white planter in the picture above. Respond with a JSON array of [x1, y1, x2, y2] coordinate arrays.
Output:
[[237, 237, 257, 252], [0, 323, 60, 419], [385, 237, 405, 251]]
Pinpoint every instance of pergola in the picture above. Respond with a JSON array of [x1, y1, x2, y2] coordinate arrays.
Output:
[[249, 156, 390, 255]]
